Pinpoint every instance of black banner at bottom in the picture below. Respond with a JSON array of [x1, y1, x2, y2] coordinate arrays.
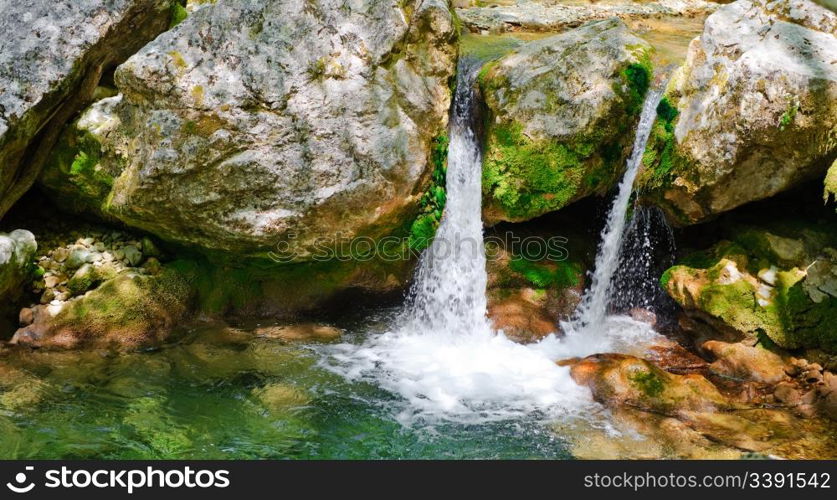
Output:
[[0, 460, 833, 498]]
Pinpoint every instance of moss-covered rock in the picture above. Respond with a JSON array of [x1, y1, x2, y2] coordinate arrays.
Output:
[[663, 221, 837, 353], [0, 230, 37, 332], [13, 261, 198, 349], [638, 0, 837, 224], [478, 18, 653, 223]]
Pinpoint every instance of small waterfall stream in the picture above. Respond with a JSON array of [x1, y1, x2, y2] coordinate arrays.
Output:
[[325, 69, 668, 425], [570, 88, 666, 333], [404, 59, 491, 337]]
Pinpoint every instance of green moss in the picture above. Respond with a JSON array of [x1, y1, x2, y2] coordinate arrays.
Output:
[[618, 61, 652, 116], [39, 124, 116, 216], [774, 273, 837, 352], [629, 370, 665, 398], [778, 99, 798, 131], [482, 122, 612, 220], [508, 259, 581, 289], [659, 267, 674, 290], [169, 2, 188, 29], [823, 159, 837, 205], [639, 96, 683, 192], [408, 135, 448, 251]]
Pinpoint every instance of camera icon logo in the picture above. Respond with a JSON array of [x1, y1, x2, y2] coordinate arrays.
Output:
[[6, 466, 35, 494]]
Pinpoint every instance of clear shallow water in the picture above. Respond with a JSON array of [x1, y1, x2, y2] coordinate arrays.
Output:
[[0, 320, 578, 460]]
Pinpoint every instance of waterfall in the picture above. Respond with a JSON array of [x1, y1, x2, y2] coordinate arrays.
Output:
[[569, 88, 666, 334], [324, 69, 668, 426], [610, 205, 676, 319], [404, 59, 491, 337], [323, 60, 588, 425]]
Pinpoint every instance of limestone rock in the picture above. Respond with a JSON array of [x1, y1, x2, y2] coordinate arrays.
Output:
[[703, 340, 790, 384], [662, 222, 837, 353], [457, 0, 719, 34], [12, 264, 197, 349], [41, 0, 458, 260], [570, 353, 731, 415], [640, 0, 837, 223], [0, 229, 37, 302], [0, 0, 175, 217], [478, 18, 653, 223]]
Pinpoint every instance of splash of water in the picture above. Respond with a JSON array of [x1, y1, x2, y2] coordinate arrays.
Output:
[[323, 69, 666, 426]]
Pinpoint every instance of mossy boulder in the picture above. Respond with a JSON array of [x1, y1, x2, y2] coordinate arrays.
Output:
[[13, 261, 198, 349], [638, 0, 837, 224], [0, 230, 37, 331], [663, 222, 837, 353], [478, 18, 653, 223], [0, 230, 36, 302]]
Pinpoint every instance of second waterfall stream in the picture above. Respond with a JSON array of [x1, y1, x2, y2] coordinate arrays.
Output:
[[324, 61, 666, 426]]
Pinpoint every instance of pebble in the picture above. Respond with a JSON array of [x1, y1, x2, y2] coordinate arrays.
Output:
[[66, 249, 94, 270], [123, 245, 143, 266], [53, 247, 69, 262]]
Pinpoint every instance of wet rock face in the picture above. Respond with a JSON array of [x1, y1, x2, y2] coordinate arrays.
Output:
[[0, 0, 175, 218], [570, 353, 731, 415], [478, 18, 653, 224], [641, 0, 837, 224], [43, 0, 458, 260]]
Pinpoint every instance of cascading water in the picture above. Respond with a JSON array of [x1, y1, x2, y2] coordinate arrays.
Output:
[[324, 67, 668, 426], [610, 205, 676, 318], [563, 88, 667, 341], [324, 60, 589, 425]]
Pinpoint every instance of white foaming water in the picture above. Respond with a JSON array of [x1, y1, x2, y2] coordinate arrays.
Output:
[[565, 88, 667, 341], [323, 68, 665, 426]]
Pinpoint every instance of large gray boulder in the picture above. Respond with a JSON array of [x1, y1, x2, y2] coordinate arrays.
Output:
[[640, 0, 837, 224], [41, 0, 458, 260], [478, 18, 653, 223], [0, 0, 175, 218]]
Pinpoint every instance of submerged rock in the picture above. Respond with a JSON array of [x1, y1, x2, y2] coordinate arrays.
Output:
[[253, 323, 342, 343], [0, 0, 176, 218], [478, 18, 653, 223], [640, 0, 837, 224], [41, 0, 458, 260]]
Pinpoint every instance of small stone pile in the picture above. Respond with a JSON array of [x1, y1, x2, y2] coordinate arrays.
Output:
[[30, 230, 163, 306]]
